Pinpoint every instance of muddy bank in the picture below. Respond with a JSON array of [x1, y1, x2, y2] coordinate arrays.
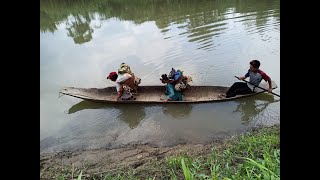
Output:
[[40, 125, 279, 179], [40, 141, 221, 179]]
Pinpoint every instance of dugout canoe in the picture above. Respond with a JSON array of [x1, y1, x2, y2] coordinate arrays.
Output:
[[59, 81, 278, 103]]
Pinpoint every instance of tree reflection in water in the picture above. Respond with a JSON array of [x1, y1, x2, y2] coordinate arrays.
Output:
[[40, 0, 279, 46]]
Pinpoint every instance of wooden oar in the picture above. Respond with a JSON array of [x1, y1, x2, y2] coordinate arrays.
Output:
[[235, 76, 280, 97]]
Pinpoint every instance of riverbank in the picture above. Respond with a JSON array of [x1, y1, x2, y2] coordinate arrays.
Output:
[[40, 125, 279, 179]]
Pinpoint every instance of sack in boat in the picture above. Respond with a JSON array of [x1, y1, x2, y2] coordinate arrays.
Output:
[[118, 63, 132, 75], [175, 82, 187, 91], [183, 76, 192, 83], [134, 76, 141, 85]]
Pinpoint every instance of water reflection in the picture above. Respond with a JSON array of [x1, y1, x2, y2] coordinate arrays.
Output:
[[162, 104, 193, 119], [233, 94, 280, 124], [68, 101, 195, 127], [116, 104, 146, 129], [68, 101, 146, 129], [66, 14, 94, 44], [40, 0, 279, 49]]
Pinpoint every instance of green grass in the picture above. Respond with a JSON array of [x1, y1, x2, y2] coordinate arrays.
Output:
[[53, 125, 279, 179]]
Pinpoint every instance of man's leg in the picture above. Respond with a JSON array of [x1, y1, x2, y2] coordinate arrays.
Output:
[[226, 82, 249, 98], [234, 85, 252, 95]]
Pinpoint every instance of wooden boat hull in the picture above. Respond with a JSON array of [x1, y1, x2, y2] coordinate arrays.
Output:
[[59, 81, 278, 103]]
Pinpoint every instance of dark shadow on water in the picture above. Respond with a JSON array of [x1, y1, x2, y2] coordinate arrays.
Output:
[[68, 100, 106, 114], [233, 93, 280, 124], [162, 103, 193, 119], [68, 100, 194, 127], [68, 101, 147, 129]]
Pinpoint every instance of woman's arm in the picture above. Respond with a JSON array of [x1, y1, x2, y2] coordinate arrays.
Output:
[[115, 83, 123, 101]]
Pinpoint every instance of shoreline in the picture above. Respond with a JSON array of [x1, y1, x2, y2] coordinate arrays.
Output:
[[40, 124, 279, 179]]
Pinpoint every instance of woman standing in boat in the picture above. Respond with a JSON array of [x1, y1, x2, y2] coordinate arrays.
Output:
[[222, 60, 272, 98], [107, 63, 141, 101]]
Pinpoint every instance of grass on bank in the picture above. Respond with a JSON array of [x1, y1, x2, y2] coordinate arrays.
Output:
[[55, 125, 280, 180]]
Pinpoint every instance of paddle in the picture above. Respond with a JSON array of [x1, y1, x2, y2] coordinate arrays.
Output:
[[235, 76, 280, 97]]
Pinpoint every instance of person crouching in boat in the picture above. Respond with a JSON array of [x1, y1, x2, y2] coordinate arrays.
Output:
[[160, 68, 192, 102], [117, 63, 141, 89], [107, 63, 141, 101], [160, 74, 183, 102], [222, 60, 272, 98]]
